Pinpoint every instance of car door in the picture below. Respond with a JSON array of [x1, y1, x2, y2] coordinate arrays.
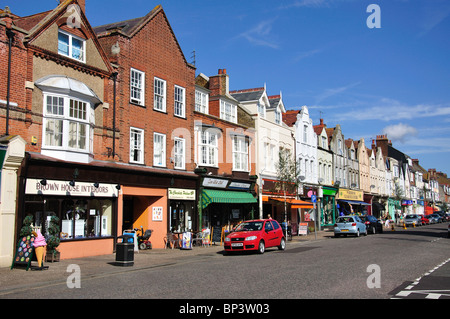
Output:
[[264, 220, 276, 247]]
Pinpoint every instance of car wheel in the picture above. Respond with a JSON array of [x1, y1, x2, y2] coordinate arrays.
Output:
[[139, 243, 147, 250], [278, 238, 286, 251], [355, 230, 360, 237], [258, 241, 265, 254], [372, 226, 376, 234], [364, 228, 368, 236]]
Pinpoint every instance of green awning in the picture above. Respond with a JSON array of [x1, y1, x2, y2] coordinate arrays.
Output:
[[201, 189, 257, 209]]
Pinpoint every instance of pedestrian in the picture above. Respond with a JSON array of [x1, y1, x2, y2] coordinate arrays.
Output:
[[267, 214, 272, 219]]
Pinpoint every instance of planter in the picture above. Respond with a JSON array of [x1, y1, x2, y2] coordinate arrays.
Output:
[[45, 250, 60, 263]]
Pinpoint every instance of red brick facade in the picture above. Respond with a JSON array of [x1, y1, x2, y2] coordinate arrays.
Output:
[[95, 5, 196, 170]]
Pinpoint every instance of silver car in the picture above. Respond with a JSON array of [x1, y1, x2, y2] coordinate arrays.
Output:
[[334, 215, 368, 237], [404, 214, 422, 226]]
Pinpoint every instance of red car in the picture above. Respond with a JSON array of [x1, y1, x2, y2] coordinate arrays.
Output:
[[224, 219, 286, 254], [421, 216, 430, 225]]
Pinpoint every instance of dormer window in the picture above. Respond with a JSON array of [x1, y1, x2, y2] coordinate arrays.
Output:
[[275, 107, 281, 124], [58, 30, 86, 63]]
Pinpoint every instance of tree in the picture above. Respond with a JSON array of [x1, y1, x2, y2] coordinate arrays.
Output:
[[274, 148, 300, 239]]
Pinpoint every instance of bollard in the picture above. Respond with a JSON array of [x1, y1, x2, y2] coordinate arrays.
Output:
[[403, 222, 407, 230], [391, 224, 395, 231], [413, 222, 415, 228]]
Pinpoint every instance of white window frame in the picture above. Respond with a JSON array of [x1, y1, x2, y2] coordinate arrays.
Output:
[[174, 137, 185, 170], [130, 68, 145, 106], [174, 85, 186, 118], [198, 130, 218, 167], [42, 93, 92, 153], [154, 77, 166, 112], [275, 107, 281, 124], [58, 29, 86, 63], [220, 99, 237, 123], [153, 133, 166, 167], [195, 90, 208, 114], [232, 135, 249, 172], [130, 127, 144, 164]]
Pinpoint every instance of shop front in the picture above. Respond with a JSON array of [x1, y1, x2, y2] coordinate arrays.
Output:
[[23, 178, 118, 259], [388, 198, 401, 223], [336, 189, 370, 216], [320, 186, 338, 227], [198, 176, 257, 236], [18, 153, 199, 259], [168, 188, 196, 233]]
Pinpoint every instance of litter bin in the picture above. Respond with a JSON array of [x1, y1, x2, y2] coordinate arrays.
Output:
[[115, 234, 134, 266]]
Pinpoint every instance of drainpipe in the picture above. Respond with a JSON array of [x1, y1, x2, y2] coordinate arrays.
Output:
[[5, 17, 15, 136], [112, 72, 118, 158]]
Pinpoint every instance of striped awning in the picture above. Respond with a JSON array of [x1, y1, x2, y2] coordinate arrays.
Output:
[[201, 189, 257, 209]]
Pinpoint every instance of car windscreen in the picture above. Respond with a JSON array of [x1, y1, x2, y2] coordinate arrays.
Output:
[[235, 221, 263, 231], [337, 217, 354, 223]]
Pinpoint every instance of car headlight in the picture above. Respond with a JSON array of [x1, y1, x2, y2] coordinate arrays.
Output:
[[225, 237, 231, 242], [245, 236, 257, 241]]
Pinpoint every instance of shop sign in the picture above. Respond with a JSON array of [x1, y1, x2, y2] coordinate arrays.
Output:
[[402, 200, 413, 205], [338, 189, 363, 201], [202, 177, 228, 188], [168, 188, 196, 200], [25, 179, 119, 197], [228, 181, 251, 190]]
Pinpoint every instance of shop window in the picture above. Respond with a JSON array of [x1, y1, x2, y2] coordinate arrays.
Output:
[[23, 196, 113, 241], [170, 202, 193, 233]]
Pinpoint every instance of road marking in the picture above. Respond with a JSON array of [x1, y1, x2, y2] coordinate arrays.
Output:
[[392, 257, 450, 299]]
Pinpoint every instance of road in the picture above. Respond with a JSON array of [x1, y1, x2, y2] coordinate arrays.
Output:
[[1, 222, 449, 302]]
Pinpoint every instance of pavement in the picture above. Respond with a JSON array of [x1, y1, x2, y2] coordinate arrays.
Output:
[[0, 229, 332, 295]]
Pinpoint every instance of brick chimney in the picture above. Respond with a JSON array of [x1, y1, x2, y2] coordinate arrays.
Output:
[[209, 69, 229, 97], [375, 134, 389, 158]]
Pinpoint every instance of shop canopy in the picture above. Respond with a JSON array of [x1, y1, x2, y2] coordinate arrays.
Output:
[[270, 197, 314, 209], [338, 199, 371, 206], [201, 189, 257, 209]]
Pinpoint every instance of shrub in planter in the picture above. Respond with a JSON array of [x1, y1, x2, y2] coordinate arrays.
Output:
[[46, 216, 61, 262]]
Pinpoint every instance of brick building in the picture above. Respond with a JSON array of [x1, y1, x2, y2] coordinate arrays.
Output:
[[94, 5, 198, 248], [0, 0, 119, 264], [194, 70, 257, 234]]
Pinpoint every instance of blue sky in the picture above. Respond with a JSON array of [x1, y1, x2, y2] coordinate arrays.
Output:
[[7, 0, 450, 176]]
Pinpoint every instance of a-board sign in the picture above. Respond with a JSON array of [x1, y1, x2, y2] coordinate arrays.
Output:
[[11, 235, 35, 271], [299, 223, 309, 235], [212, 227, 222, 243]]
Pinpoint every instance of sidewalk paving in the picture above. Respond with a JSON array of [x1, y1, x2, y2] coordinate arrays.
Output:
[[0, 230, 332, 294]]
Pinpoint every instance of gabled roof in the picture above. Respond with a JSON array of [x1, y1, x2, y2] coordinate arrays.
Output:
[[15, 0, 113, 75], [94, 5, 193, 68]]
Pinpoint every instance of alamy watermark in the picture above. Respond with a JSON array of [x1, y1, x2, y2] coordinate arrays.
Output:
[[366, 4, 381, 29], [67, 264, 81, 289], [366, 264, 381, 289]]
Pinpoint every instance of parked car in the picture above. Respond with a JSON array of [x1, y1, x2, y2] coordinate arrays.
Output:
[[429, 213, 443, 223], [404, 214, 422, 226], [360, 215, 383, 234], [421, 216, 430, 225], [435, 211, 448, 222], [334, 215, 367, 237], [427, 214, 439, 224], [448, 223, 450, 238], [445, 213, 450, 222], [224, 219, 286, 254]]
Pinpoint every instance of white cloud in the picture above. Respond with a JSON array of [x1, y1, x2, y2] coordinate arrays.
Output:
[[315, 82, 361, 103], [382, 123, 417, 143], [235, 18, 280, 49]]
